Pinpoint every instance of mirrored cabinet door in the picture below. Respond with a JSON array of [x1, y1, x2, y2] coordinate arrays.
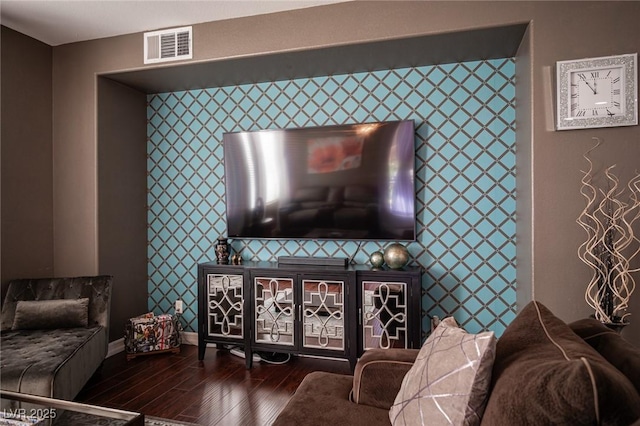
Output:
[[361, 280, 408, 350], [207, 273, 244, 339], [254, 276, 295, 346], [302, 279, 345, 351]]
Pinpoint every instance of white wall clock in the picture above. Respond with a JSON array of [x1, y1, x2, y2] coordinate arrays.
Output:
[[556, 53, 637, 130]]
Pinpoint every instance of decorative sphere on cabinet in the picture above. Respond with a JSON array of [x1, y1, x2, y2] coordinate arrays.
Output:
[[383, 243, 410, 269], [370, 251, 384, 268]]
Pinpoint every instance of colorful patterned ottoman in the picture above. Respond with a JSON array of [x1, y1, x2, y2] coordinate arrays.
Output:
[[125, 313, 182, 360]]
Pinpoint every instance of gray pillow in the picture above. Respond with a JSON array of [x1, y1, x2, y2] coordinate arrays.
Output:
[[389, 317, 497, 426], [11, 298, 90, 330]]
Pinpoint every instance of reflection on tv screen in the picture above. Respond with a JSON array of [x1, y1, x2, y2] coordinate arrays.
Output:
[[223, 120, 416, 241]]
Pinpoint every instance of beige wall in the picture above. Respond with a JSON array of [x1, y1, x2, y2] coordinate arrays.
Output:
[[526, 3, 640, 344], [97, 78, 148, 340], [1, 27, 54, 297], [6, 1, 640, 344], [515, 23, 533, 312]]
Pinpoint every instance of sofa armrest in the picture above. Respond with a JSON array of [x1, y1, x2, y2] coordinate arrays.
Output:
[[351, 348, 419, 410], [569, 318, 640, 395]]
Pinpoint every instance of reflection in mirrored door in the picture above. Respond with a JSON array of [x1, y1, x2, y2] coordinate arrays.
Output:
[[362, 281, 407, 350], [254, 276, 295, 345], [302, 279, 345, 351]]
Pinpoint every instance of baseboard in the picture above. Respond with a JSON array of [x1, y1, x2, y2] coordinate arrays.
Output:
[[107, 332, 199, 358], [181, 331, 198, 346], [107, 338, 124, 358]]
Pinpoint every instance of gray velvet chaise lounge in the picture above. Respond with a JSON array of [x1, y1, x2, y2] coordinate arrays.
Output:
[[0, 276, 112, 400]]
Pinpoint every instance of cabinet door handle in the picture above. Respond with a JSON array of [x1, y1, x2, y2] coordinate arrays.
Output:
[[358, 308, 362, 325]]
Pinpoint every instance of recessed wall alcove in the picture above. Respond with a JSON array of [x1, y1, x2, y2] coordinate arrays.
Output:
[[97, 22, 532, 341]]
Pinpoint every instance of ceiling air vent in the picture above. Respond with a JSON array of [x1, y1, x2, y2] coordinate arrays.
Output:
[[144, 26, 192, 64]]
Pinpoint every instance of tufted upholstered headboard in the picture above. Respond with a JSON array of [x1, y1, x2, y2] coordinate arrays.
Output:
[[0, 276, 113, 333]]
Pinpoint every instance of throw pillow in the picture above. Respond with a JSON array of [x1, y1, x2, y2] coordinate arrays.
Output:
[[481, 301, 640, 425], [389, 316, 497, 426], [11, 298, 89, 330]]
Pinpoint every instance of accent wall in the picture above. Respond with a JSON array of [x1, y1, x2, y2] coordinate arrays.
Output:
[[147, 58, 516, 338]]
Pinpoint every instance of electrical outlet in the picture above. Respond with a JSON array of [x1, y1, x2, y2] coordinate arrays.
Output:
[[175, 299, 183, 314]]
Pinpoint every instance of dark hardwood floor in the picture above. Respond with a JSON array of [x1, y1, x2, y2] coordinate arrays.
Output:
[[74, 344, 351, 425]]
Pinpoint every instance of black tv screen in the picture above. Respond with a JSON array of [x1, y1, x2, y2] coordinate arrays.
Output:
[[223, 120, 416, 240]]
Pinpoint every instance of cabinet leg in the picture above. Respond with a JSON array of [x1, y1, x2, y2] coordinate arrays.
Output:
[[245, 348, 253, 369], [198, 343, 206, 360], [348, 356, 357, 373]]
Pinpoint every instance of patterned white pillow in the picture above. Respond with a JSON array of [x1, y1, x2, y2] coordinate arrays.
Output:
[[389, 317, 496, 426]]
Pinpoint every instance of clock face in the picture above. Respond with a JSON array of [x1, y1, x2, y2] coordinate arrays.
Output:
[[556, 53, 637, 130], [570, 67, 623, 118]]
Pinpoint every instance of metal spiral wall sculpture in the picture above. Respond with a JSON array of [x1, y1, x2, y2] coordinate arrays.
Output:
[[577, 138, 640, 324]]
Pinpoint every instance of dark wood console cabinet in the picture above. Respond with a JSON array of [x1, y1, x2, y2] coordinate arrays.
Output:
[[197, 261, 422, 370]]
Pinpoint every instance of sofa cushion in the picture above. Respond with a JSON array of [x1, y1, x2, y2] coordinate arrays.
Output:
[[12, 298, 89, 330], [482, 301, 640, 425], [298, 201, 327, 210], [1, 326, 106, 399], [344, 185, 377, 204], [569, 318, 640, 396], [327, 186, 344, 204], [293, 187, 328, 203], [274, 371, 391, 426], [389, 317, 496, 426]]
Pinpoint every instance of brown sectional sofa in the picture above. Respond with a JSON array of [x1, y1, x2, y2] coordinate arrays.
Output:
[[274, 301, 640, 425]]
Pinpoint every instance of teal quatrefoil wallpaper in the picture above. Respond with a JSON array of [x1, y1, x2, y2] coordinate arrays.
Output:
[[147, 58, 516, 338]]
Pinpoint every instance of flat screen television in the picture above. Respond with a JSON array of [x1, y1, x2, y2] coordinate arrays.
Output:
[[223, 120, 416, 240]]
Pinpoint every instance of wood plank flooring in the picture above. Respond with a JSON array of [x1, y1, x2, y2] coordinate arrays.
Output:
[[74, 344, 351, 425]]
